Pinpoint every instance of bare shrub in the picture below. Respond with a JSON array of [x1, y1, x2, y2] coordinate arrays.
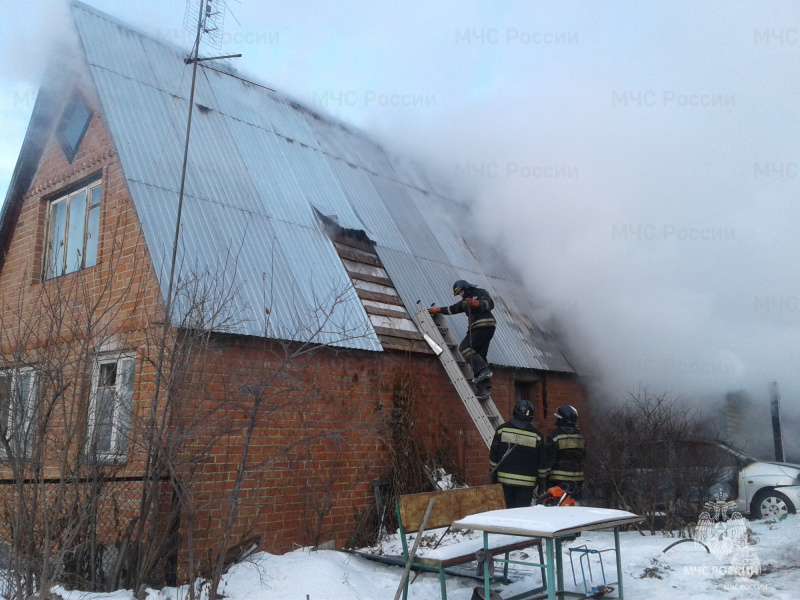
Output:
[[1, 221, 389, 600], [378, 370, 465, 538], [585, 388, 726, 534]]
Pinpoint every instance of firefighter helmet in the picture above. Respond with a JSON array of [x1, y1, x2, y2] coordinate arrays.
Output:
[[453, 279, 474, 295], [554, 405, 578, 425], [513, 400, 535, 422]]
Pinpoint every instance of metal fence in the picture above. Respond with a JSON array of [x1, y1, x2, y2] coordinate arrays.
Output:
[[0, 476, 177, 595]]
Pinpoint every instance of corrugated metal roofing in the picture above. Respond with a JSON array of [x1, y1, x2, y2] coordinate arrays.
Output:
[[68, 1, 574, 371]]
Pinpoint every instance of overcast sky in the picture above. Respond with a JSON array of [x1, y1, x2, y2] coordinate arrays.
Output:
[[1, 1, 798, 447]]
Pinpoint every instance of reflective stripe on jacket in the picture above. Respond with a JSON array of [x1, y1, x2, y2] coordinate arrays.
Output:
[[542, 426, 586, 483], [489, 419, 544, 489]]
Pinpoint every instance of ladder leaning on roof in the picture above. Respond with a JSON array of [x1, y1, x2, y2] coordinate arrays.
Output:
[[415, 301, 502, 448]]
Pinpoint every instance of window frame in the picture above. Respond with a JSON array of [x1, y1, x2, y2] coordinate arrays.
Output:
[[42, 178, 102, 281], [55, 93, 93, 164], [87, 352, 136, 465], [0, 366, 40, 460]]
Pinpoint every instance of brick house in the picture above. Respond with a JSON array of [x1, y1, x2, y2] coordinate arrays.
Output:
[[0, 0, 583, 585]]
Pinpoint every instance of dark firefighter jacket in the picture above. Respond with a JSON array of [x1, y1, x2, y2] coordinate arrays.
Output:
[[542, 424, 586, 483], [489, 417, 544, 488], [440, 286, 496, 330]]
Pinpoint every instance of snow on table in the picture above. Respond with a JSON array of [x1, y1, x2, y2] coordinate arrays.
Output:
[[452, 505, 642, 538], [414, 534, 535, 561]]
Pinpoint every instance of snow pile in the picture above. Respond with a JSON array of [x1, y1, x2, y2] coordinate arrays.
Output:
[[429, 467, 465, 491], [52, 515, 800, 600]]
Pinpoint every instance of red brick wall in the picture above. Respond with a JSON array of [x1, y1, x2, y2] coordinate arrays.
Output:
[[174, 334, 585, 557], [541, 373, 588, 432]]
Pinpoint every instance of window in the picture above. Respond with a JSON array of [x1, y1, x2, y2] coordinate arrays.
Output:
[[56, 94, 92, 163], [0, 367, 40, 459], [44, 180, 101, 279], [88, 354, 135, 463]]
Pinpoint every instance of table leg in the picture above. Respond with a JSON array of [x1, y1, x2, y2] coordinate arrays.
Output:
[[545, 539, 556, 600], [614, 527, 624, 600], [555, 538, 564, 594], [484, 531, 491, 600]]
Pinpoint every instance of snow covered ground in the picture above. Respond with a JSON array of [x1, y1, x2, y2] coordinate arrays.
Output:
[[55, 514, 800, 600]]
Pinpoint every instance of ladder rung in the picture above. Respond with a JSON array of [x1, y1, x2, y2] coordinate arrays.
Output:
[[418, 304, 501, 447]]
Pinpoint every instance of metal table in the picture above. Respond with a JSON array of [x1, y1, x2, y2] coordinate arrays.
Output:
[[452, 506, 642, 600]]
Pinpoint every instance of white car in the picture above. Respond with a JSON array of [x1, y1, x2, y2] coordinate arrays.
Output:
[[706, 440, 800, 519]]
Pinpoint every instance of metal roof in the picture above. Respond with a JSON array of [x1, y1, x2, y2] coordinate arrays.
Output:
[[65, 1, 575, 372]]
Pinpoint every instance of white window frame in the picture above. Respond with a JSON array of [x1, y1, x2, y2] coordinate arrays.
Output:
[[0, 367, 40, 459], [43, 179, 102, 280], [87, 353, 135, 464]]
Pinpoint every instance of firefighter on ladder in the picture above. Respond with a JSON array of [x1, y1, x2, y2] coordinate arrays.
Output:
[[540, 405, 586, 501], [428, 279, 495, 399]]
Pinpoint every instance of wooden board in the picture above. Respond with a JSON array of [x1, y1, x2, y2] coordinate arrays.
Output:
[[372, 326, 424, 341], [347, 269, 395, 288], [364, 304, 413, 320], [356, 288, 406, 307], [334, 244, 383, 267], [378, 335, 432, 354], [399, 485, 506, 532]]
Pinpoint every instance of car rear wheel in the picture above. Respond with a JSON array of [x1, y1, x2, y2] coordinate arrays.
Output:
[[753, 490, 796, 519]]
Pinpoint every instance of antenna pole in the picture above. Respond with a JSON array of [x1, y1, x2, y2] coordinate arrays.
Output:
[[165, 1, 203, 319], [153, 0, 239, 428], [142, 0, 204, 540], [154, 0, 204, 410]]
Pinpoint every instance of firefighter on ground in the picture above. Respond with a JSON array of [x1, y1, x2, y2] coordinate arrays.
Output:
[[489, 400, 545, 508], [540, 405, 586, 501], [428, 279, 495, 399]]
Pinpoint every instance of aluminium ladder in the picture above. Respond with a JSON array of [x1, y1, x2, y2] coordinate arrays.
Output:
[[416, 301, 502, 448]]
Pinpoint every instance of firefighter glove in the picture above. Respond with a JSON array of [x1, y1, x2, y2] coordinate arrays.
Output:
[[466, 298, 480, 308], [428, 307, 441, 315]]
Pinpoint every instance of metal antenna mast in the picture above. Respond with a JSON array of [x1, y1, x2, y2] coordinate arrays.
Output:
[[184, 0, 225, 50], [149, 0, 240, 468], [136, 2, 244, 581], [164, 0, 240, 335]]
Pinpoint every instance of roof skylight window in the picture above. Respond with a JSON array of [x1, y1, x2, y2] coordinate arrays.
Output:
[[56, 94, 92, 163]]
